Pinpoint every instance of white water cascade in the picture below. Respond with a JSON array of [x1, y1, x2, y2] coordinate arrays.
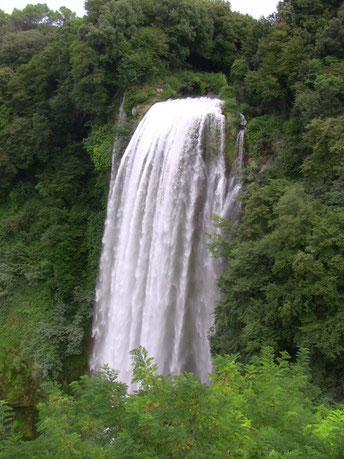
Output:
[[90, 97, 244, 386], [223, 113, 246, 223]]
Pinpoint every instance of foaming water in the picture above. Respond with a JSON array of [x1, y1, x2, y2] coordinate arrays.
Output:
[[90, 98, 243, 387]]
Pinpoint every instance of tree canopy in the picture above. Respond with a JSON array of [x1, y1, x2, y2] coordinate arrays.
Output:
[[0, 0, 343, 449]]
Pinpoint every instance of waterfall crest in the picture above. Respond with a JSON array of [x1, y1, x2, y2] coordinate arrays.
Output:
[[90, 97, 243, 386]]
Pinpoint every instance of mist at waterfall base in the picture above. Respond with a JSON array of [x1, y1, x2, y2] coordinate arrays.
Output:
[[90, 97, 244, 387]]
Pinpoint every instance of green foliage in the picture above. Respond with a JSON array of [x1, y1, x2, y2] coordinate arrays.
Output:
[[294, 57, 344, 124], [70, 41, 108, 115], [83, 124, 114, 171], [246, 116, 282, 159], [210, 0, 344, 404], [219, 84, 239, 121], [163, 71, 227, 97], [0, 30, 46, 69], [313, 409, 344, 455], [0, 0, 343, 442], [302, 115, 344, 205], [124, 71, 228, 119], [211, 180, 344, 395], [0, 401, 14, 442], [1, 348, 343, 457]]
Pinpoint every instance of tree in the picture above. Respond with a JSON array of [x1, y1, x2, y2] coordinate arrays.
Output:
[[210, 181, 344, 395]]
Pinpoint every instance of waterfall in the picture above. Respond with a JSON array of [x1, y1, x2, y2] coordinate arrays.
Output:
[[223, 113, 246, 224], [90, 97, 244, 386]]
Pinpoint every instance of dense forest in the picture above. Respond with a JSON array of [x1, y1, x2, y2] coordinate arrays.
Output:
[[0, 0, 344, 455]]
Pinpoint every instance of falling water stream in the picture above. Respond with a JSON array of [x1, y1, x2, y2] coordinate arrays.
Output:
[[90, 97, 245, 387]]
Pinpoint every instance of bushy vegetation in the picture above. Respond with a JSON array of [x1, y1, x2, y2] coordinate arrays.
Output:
[[1, 347, 344, 457], [0, 0, 343, 450]]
